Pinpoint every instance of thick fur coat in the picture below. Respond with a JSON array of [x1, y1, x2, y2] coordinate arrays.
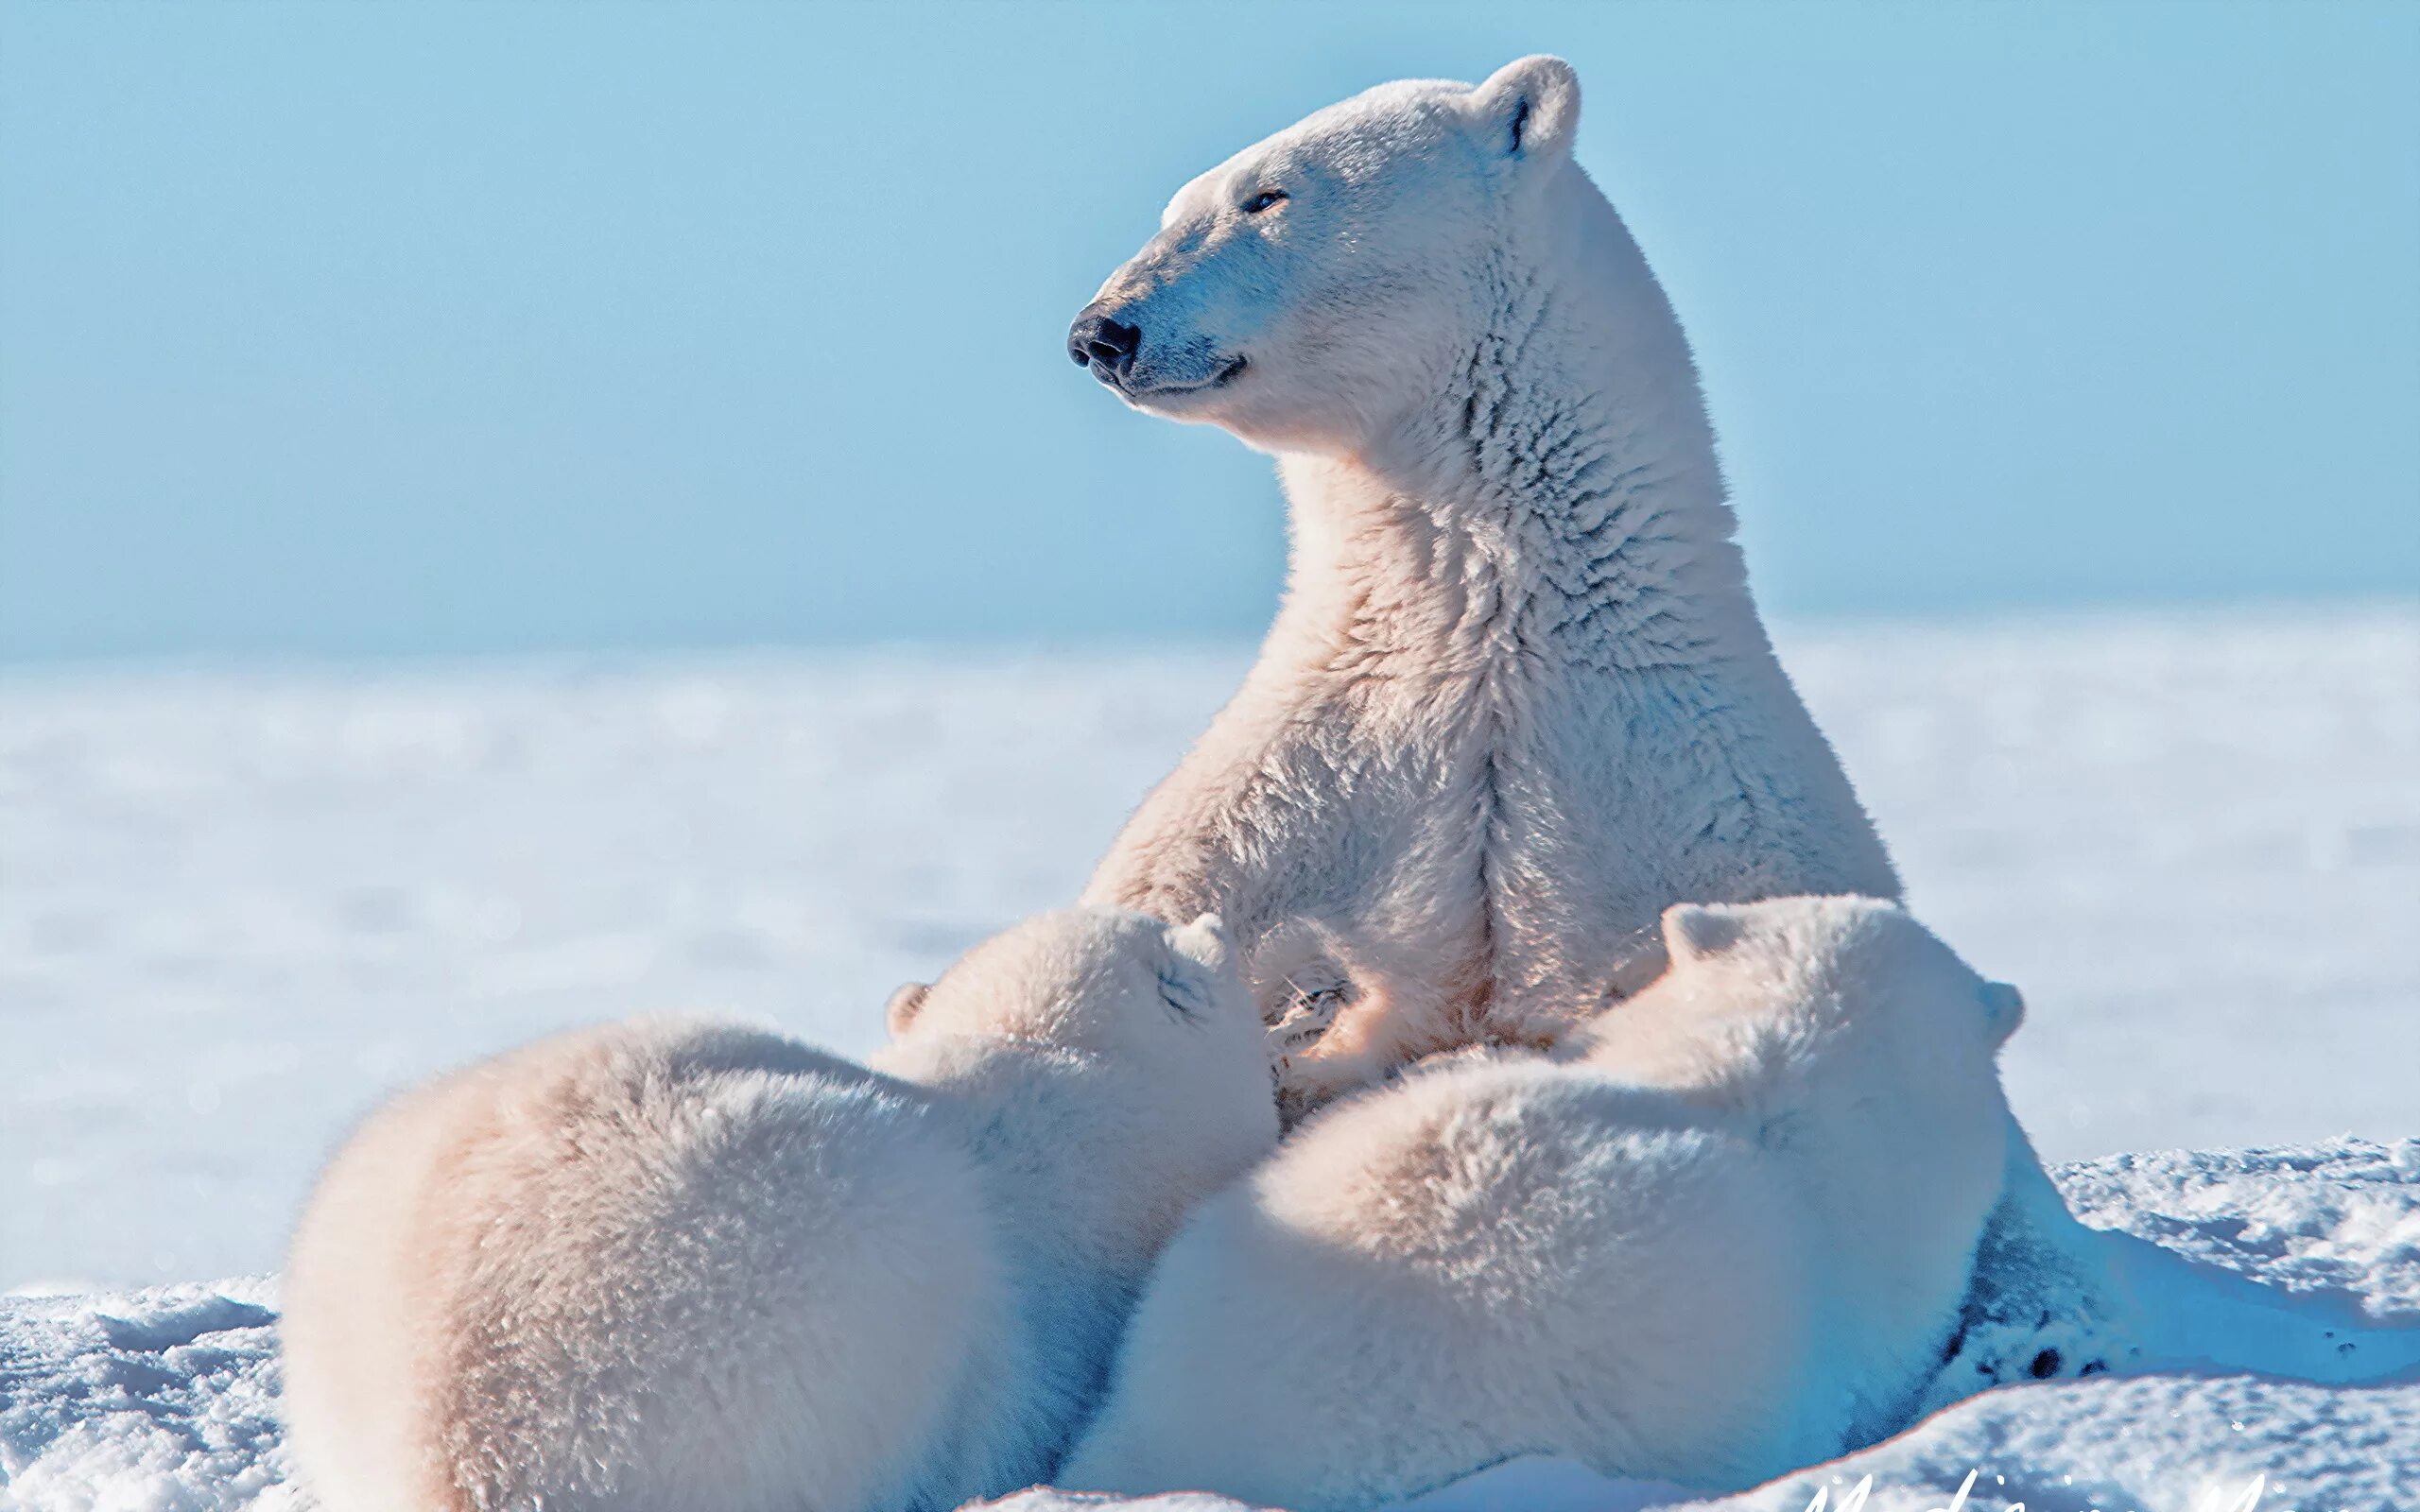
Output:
[[279, 908, 1277, 1512], [1057, 897, 2023, 1509]]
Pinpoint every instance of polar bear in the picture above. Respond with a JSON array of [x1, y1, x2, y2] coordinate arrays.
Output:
[[1066, 54, 2123, 1391], [1055, 897, 2023, 1509], [280, 907, 1277, 1512], [1067, 55, 1900, 1113]]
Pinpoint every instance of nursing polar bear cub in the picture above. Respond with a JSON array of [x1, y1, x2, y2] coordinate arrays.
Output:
[[280, 908, 1276, 1512], [1060, 897, 2023, 1509]]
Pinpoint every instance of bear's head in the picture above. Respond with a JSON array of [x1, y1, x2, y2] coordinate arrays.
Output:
[[1068, 56, 1582, 454], [1583, 896, 2022, 1253], [888, 906, 1253, 1056], [883, 905, 1276, 1144]]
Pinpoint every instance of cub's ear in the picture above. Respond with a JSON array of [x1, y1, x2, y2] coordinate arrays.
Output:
[[1168, 913, 1232, 974], [1470, 55, 1581, 169], [1979, 981, 2027, 1045], [1660, 902, 1745, 963], [884, 982, 930, 1037], [1157, 915, 1234, 1022]]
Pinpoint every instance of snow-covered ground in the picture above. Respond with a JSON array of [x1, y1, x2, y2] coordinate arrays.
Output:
[[4, 605, 2417, 1507]]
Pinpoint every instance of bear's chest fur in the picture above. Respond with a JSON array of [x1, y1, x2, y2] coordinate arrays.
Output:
[[1086, 611, 1897, 1115], [1303, 646, 1846, 1013]]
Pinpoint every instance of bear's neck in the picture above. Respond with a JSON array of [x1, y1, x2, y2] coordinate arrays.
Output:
[[905, 1044, 1166, 1279], [1272, 171, 1763, 678], [907, 1048, 1169, 1455], [883, 1046, 1161, 1486]]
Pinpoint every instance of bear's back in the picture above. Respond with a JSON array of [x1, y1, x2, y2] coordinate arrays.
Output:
[[1065, 1059, 1841, 1507], [285, 1020, 1020, 1512]]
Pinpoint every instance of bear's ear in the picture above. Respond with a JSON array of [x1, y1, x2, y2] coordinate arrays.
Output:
[[1168, 912, 1232, 974], [884, 981, 930, 1037], [1470, 55, 1581, 170], [1660, 902, 1745, 963], [1979, 981, 2027, 1045], [1158, 915, 1234, 1022]]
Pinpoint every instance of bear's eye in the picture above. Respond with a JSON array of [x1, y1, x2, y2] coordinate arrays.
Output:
[[1156, 967, 1209, 1022], [1241, 189, 1288, 215]]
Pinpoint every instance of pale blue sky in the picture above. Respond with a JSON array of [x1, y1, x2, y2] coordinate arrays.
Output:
[[3, 1, 2414, 662]]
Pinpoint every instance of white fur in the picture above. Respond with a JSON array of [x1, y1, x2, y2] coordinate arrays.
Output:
[[1057, 897, 2019, 1509], [281, 907, 1278, 1512], [1072, 57, 1900, 1117]]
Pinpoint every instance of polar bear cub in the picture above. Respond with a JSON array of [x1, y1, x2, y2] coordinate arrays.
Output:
[[1058, 897, 2022, 1509], [280, 907, 1277, 1512]]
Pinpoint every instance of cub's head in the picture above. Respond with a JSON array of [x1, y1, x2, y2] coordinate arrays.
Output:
[[1585, 897, 2022, 1215], [884, 907, 1279, 1241], [886, 905, 1270, 1100], [887, 907, 1250, 1057], [1068, 56, 1582, 454]]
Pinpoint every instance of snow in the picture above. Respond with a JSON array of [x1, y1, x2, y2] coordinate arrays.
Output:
[[3, 605, 2417, 1507], [0, 1280, 295, 1512]]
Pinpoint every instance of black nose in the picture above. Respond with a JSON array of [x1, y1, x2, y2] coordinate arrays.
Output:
[[1068, 309, 1142, 377]]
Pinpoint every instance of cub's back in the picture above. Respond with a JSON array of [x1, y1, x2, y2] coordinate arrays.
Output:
[[1064, 1060, 1832, 1509], [282, 1020, 1009, 1512]]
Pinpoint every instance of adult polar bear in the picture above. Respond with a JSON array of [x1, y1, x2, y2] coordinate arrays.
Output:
[[1069, 55, 1893, 1107], [1070, 58, 2122, 1381]]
